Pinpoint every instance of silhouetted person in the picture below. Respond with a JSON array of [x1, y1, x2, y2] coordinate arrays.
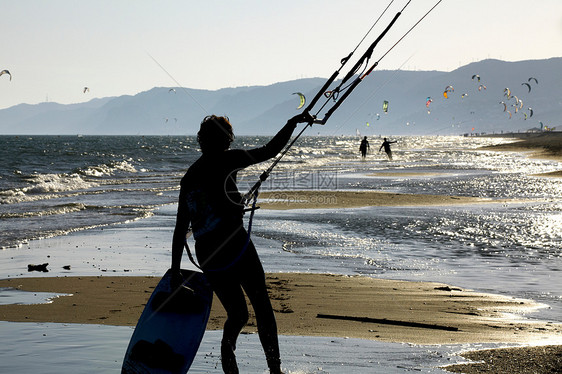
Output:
[[379, 137, 397, 160], [359, 136, 370, 158], [172, 113, 311, 374]]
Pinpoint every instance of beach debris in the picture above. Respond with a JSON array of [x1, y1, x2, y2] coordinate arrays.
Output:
[[316, 313, 459, 331], [0, 69, 11, 81], [434, 286, 463, 291], [63, 265, 71, 270], [28, 263, 49, 272], [292, 92, 306, 110], [83, 87, 90, 93]]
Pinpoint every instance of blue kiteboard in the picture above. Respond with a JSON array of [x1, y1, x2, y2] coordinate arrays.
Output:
[[122, 269, 213, 374]]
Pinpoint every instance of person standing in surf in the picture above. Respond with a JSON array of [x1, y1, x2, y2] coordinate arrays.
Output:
[[379, 137, 397, 160], [171, 113, 312, 374], [359, 136, 370, 158]]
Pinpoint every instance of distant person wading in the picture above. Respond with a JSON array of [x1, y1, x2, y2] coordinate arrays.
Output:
[[359, 136, 370, 158], [379, 137, 397, 160], [172, 113, 312, 374]]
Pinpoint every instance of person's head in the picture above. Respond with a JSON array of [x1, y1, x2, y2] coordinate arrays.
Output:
[[197, 115, 234, 153], [363, 136, 367, 140], [383, 137, 388, 141]]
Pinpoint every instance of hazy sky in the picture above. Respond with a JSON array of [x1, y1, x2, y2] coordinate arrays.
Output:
[[1, 0, 561, 110]]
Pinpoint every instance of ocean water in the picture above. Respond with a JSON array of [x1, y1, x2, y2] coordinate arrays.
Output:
[[0, 321, 503, 373], [0, 134, 561, 372]]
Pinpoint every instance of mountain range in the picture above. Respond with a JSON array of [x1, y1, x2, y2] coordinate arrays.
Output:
[[1, 58, 560, 136]]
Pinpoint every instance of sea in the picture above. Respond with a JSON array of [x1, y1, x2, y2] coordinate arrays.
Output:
[[0, 134, 561, 373]]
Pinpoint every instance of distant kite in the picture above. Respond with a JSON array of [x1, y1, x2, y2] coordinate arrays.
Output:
[[83, 87, 90, 93], [528, 77, 538, 84], [0, 70, 11, 81], [471, 74, 480, 82], [382, 100, 389, 113], [478, 84, 486, 91], [503, 88, 511, 99], [443, 85, 454, 99], [292, 92, 306, 109], [522, 82, 531, 92], [168, 88, 176, 93], [426, 97, 432, 114]]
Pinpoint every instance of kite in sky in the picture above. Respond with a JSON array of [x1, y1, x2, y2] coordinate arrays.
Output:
[[443, 85, 454, 99], [292, 92, 306, 109], [382, 100, 389, 113], [0, 70, 11, 81]]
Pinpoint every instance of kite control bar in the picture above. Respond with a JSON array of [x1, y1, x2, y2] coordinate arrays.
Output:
[[314, 11, 401, 125]]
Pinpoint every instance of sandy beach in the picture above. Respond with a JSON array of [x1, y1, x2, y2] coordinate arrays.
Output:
[[0, 273, 560, 346], [1, 273, 560, 373]]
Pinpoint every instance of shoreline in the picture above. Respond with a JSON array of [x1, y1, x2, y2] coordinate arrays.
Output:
[[481, 132, 562, 178], [481, 132, 562, 170]]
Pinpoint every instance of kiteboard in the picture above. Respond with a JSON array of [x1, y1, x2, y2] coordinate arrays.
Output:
[[122, 269, 213, 374]]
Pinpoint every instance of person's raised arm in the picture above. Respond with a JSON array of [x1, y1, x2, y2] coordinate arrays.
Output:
[[242, 112, 314, 165]]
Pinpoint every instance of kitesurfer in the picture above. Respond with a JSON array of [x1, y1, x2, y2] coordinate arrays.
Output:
[[171, 112, 312, 374], [359, 136, 370, 158], [379, 137, 397, 160]]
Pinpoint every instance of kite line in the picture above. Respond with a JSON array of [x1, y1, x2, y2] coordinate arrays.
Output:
[[243, 0, 444, 205]]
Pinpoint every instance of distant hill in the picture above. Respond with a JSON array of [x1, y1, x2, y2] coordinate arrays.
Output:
[[0, 58, 560, 136]]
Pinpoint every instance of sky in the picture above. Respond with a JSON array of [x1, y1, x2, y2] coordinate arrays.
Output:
[[1, 0, 561, 110]]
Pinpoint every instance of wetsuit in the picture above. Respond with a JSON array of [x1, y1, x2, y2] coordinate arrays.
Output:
[[172, 120, 297, 373]]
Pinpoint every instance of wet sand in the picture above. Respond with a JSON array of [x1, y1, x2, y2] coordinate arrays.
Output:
[[445, 345, 562, 373], [0, 273, 559, 347], [259, 190, 495, 210]]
